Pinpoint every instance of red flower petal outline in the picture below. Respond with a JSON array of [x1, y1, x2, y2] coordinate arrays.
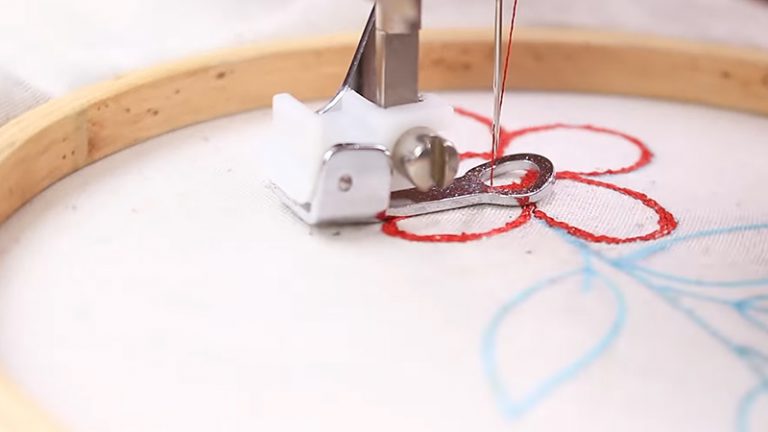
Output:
[[382, 171, 538, 243], [455, 108, 654, 176], [382, 107, 677, 244], [490, 170, 539, 192], [382, 205, 533, 243], [533, 172, 678, 244]]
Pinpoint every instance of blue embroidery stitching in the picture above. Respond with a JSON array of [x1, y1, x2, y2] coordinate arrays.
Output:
[[482, 223, 768, 430]]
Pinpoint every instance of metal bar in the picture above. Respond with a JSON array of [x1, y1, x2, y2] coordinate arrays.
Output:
[[366, 0, 422, 108], [492, 0, 504, 162]]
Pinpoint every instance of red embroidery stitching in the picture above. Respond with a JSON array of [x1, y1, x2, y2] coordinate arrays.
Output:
[[534, 172, 677, 244], [383, 206, 533, 243], [382, 108, 678, 244]]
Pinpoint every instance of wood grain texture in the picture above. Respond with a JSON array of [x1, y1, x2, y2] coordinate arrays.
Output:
[[0, 27, 767, 431]]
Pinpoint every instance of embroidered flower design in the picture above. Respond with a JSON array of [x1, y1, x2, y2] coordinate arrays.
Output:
[[378, 108, 767, 430], [382, 107, 678, 243]]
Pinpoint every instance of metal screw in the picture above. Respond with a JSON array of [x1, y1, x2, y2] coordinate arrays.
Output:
[[338, 175, 354, 192], [392, 127, 459, 191]]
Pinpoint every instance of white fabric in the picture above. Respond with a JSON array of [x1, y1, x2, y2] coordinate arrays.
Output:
[[2, 1, 768, 432], [1, 92, 768, 432], [0, 70, 49, 125]]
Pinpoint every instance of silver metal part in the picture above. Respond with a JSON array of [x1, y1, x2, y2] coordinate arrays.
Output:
[[392, 127, 459, 191], [320, 0, 421, 111], [491, 0, 504, 160], [367, 0, 421, 107], [273, 1, 559, 225], [275, 149, 555, 224], [388, 153, 556, 217], [316, 8, 376, 115], [376, 0, 421, 33], [273, 144, 392, 225]]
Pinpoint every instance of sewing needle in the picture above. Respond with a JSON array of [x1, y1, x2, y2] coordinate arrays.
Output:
[[491, 0, 504, 184]]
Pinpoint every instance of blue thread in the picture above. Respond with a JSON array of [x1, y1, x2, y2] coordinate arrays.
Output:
[[737, 381, 768, 432], [482, 251, 627, 418], [631, 266, 768, 288], [739, 296, 768, 334], [629, 270, 768, 378], [618, 224, 768, 264], [647, 287, 768, 336], [651, 284, 734, 305], [483, 224, 768, 430], [482, 269, 581, 418]]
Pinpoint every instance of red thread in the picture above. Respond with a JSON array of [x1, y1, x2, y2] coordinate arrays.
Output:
[[491, 169, 539, 192], [382, 170, 536, 243], [497, 0, 520, 115], [382, 205, 533, 243], [382, 108, 678, 245], [490, 0, 520, 182], [533, 172, 678, 244], [557, 125, 653, 177], [459, 116, 653, 176]]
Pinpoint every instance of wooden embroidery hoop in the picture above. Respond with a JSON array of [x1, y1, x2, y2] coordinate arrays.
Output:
[[1, 28, 767, 431]]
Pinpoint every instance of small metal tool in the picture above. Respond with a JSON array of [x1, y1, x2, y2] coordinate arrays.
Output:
[[389, 153, 555, 217]]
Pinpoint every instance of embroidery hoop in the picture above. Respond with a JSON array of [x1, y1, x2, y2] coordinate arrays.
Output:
[[1, 28, 767, 430]]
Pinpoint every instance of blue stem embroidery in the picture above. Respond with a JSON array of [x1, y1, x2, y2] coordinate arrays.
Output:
[[483, 224, 768, 430]]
